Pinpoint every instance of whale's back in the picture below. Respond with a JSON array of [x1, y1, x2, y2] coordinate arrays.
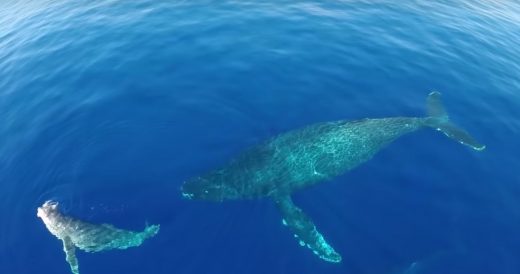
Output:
[[182, 117, 422, 201]]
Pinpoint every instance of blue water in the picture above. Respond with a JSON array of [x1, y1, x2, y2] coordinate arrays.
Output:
[[1, 0, 520, 273]]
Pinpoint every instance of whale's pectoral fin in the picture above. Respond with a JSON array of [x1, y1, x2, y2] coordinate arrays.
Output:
[[62, 236, 79, 274], [273, 195, 341, 263]]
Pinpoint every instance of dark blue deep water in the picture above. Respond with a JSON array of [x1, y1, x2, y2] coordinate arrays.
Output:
[[1, 1, 520, 273]]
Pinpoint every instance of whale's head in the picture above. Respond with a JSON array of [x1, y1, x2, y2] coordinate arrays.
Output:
[[37, 200, 60, 227], [181, 175, 228, 202]]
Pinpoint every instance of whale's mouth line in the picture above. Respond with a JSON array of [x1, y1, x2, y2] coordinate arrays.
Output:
[[181, 191, 194, 200], [180, 182, 194, 200]]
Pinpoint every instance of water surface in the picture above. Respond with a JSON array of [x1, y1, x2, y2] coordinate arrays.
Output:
[[1, 1, 519, 273]]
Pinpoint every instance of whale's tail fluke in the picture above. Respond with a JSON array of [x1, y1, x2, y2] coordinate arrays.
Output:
[[424, 92, 485, 151]]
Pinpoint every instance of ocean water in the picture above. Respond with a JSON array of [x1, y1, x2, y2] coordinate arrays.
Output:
[[1, 0, 519, 273]]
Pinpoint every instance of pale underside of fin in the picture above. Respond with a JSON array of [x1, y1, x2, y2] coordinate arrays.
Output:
[[62, 236, 79, 274], [274, 195, 341, 263]]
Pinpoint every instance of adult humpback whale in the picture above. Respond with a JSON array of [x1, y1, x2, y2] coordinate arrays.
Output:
[[37, 201, 160, 274], [181, 92, 484, 263]]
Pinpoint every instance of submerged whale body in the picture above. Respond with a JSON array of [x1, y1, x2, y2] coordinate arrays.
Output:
[[181, 92, 485, 263], [37, 201, 159, 274]]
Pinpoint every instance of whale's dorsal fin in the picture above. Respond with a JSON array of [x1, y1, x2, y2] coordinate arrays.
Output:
[[62, 236, 79, 274], [273, 194, 341, 263]]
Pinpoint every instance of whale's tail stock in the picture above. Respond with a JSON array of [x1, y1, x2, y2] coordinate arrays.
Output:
[[424, 92, 485, 151]]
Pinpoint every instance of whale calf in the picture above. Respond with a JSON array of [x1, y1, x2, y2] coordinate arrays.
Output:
[[37, 201, 159, 274], [181, 92, 484, 263]]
